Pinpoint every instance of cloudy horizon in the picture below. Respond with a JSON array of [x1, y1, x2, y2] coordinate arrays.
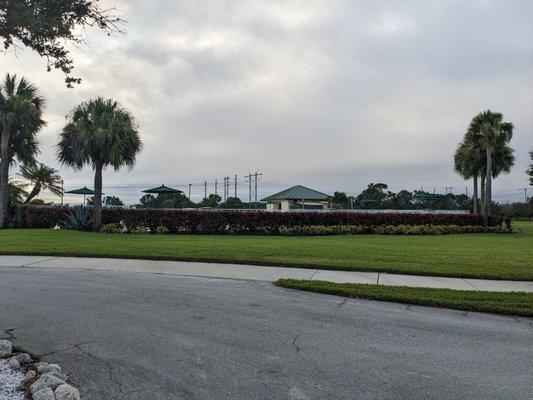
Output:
[[3, 0, 532, 205]]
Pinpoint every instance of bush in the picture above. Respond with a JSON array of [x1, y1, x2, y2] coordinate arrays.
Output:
[[278, 224, 499, 236], [100, 222, 123, 234], [13, 204, 31, 228], [130, 225, 150, 234], [60, 206, 93, 231], [25, 207, 503, 234], [155, 226, 170, 235]]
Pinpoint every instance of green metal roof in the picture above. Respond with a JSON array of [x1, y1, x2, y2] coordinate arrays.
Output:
[[261, 185, 332, 202]]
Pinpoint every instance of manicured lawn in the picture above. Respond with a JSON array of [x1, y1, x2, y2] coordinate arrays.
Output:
[[1, 221, 532, 280], [274, 279, 533, 317]]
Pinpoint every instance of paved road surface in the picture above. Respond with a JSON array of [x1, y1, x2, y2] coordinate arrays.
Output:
[[0, 266, 531, 399]]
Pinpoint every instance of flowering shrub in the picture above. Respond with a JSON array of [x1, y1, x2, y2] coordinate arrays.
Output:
[[279, 224, 502, 236], [100, 223, 123, 234], [155, 226, 170, 234]]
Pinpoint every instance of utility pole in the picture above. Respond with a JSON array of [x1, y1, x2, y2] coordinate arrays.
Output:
[[188, 184, 191, 202], [517, 188, 531, 203], [234, 174, 237, 198], [445, 186, 454, 195], [245, 173, 252, 209], [253, 171, 263, 208], [204, 181, 207, 199], [465, 186, 468, 197], [215, 179, 218, 196], [223, 177, 230, 202], [60, 179, 64, 205]]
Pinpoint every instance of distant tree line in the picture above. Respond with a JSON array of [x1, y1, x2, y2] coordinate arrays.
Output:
[[134, 192, 265, 210]]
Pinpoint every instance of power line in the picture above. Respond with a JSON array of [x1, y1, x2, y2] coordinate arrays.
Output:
[[516, 188, 532, 203], [244, 171, 263, 209]]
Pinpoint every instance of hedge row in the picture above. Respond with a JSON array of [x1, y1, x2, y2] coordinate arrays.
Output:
[[24, 207, 502, 234], [278, 224, 503, 236]]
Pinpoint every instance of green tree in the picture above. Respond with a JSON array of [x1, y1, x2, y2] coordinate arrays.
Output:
[[137, 194, 158, 208], [355, 183, 388, 208], [467, 110, 513, 225], [331, 191, 349, 209], [57, 98, 142, 231], [105, 195, 124, 206], [220, 197, 243, 209], [454, 140, 484, 213], [199, 194, 221, 208], [8, 179, 27, 206], [163, 193, 191, 208], [19, 162, 62, 203], [1, 1, 123, 87], [0, 74, 45, 228], [384, 190, 413, 209]]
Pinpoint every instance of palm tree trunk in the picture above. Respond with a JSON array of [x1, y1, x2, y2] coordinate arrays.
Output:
[[24, 183, 42, 204], [473, 175, 478, 214], [0, 126, 11, 228], [93, 160, 103, 231], [483, 144, 492, 226], [480, 173, 485, 215]]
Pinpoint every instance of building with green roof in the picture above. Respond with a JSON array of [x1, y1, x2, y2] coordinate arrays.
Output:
[[261, 185, 332, 211]]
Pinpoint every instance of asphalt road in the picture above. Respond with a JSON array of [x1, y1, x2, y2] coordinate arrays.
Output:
[[0, 266, 531, 400]]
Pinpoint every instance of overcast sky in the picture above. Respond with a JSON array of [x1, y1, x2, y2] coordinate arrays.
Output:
[[3, 0, 532, 204]]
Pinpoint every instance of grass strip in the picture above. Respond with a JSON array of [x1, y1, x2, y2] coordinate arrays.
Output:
[[274, 279, 533, 317], [1, 224, 533, 280]]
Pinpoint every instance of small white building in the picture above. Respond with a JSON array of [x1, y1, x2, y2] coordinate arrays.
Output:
[[262, 185, 332, 211]]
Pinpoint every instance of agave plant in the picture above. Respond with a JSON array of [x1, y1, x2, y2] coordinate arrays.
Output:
[[61, 205, 93, 231]]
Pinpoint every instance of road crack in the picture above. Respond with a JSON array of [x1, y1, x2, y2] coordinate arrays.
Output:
[[71, 344, 124, 394], [291, 334, 300, 354]]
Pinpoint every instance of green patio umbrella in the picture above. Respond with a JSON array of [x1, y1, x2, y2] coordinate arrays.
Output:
[[65, 186, 95, 205], [142, 184, 183, 194]]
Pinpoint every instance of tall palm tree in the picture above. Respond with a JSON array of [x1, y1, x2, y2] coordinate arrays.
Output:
[[56, 98, 142, 231], [19, 162, 63, 203], [467, 110, 513, 225], [0, 74, 45, 227]]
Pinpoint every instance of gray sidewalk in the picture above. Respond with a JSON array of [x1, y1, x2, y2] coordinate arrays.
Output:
[[0, 255, 531, 292]]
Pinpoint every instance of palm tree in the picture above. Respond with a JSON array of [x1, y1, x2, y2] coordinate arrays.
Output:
[[467, 110, 513, 225], [56, 98, 142, 231], [19, 162, 63, 203], [454, 140, 483, 213], [0, 74, 45, 227], [9, 179, 28, 205]]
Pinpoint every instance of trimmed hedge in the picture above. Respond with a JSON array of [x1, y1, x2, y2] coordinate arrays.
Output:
[[24, 207, 503, 234], [278, 224, 503, 236]]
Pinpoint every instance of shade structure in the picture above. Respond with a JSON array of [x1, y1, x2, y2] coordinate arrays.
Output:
[[142, 184, 183, 194], [414, 193, 445, 201], [65, 186, 95, 195], [64, 186, 95, 206]]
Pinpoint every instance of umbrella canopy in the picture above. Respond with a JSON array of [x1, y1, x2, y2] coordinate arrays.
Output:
[[65, 186, 95, 195], [142, 184, 183, 194]]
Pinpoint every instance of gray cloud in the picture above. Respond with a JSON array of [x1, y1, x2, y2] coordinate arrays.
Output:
[[3, 0, 532, 204]]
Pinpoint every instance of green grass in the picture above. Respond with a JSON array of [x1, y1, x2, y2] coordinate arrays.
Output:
[[274, 279, 533, 317], [1, 221, 532, 281]]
